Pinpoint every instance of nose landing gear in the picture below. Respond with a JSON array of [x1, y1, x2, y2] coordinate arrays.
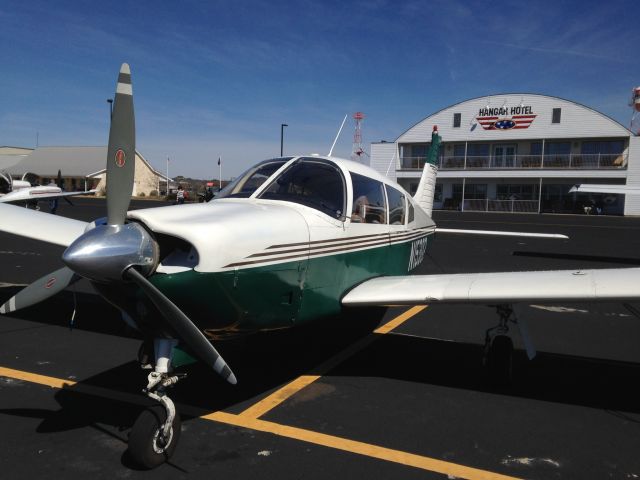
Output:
[[128, 339, 185, 469]]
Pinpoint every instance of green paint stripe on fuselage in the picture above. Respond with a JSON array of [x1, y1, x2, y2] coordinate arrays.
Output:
[[149, 232, 432, 337]]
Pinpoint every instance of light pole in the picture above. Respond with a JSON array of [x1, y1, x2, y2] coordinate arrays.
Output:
[[280, 123, 288, 157], [107, 98, 113, 121]]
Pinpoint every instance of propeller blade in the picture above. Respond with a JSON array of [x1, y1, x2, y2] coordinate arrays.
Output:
[[0, 266, 79, 314], [125, 268, 237, 385], [63, 197, 74, 206], [106, 63, 135, 226]]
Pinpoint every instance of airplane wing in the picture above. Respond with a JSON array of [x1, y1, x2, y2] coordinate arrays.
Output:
[[568, 185, 640, 195], [0, 203, 88, 247], [435, 228, 567, 239], [341, 268, 640, 306], [0, 188, 96, 204]]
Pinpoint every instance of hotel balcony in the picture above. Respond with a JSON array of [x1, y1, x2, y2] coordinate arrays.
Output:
[[399, 153, 628, 171]]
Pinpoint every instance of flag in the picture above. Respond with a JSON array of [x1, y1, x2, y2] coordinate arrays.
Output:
[[477, 115, 537, 130], [217, 157, 221, 166]]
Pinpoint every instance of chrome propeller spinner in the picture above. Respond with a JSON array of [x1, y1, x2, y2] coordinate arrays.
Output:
[[62, 223, 158, 283]]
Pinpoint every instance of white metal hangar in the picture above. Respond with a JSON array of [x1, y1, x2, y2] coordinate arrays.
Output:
[[369, 94, 639, 215]]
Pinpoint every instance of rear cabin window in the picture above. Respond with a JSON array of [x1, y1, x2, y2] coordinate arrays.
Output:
[[216, 158, 291, 198], [259, 158, 346, 219], [350, 172, 387, 224], [386, 185, 406, 225]]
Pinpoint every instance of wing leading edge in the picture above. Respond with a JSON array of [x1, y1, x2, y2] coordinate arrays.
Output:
[[435, 228, 568, 239], [0, 189, 97, 204], [342, 268, 640, 306], [0, 203, 88, 247], [568, 184, 640, 195]]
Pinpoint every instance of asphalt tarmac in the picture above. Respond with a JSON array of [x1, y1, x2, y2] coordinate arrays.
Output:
[[1, 198, 640, 479]]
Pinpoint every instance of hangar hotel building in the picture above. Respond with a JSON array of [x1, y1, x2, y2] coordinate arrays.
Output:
[[370, 94, 640, 215]]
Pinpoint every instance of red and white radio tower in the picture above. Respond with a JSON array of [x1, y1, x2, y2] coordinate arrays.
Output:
[[351, 112, 366, 161], [630, 86, 640, 135]]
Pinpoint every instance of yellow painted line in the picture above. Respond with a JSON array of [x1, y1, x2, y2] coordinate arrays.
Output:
[[239, 375, 322, 419], [240, 305, 428, 419], [1, 365, 520, 479], [203, 411, 521, 480], [0, 366, 155, 407], [240, 333, 376, 418], [374, 305, 427, 334], [0, 366, 76, 389]]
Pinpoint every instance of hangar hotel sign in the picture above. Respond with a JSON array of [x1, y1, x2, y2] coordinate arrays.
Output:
[[476, 105, 537, 130]]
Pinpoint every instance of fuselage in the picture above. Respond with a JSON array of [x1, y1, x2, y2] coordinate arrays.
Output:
[[127, 156, 435, 338]]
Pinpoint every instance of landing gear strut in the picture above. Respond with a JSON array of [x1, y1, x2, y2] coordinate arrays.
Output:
[[483, 304, 536, 386], [128, 339, 185, 469]]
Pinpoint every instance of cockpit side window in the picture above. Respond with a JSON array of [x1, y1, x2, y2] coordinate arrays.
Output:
[[215, 158, 291, 199], [350, 172, 387, 224], [386, 185, 406, 225], [0, 172, 10, 194], [259, 158, 346, 219]]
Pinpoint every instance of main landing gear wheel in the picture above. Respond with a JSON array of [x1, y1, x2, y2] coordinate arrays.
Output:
[[484, 335, 514, 386], [128, 404, 182, 469]]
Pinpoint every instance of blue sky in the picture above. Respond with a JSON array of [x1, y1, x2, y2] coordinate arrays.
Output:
[[1, 0, 638, 178]]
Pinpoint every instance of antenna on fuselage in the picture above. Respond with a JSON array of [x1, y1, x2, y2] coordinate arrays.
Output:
[[328, 114, 348, 157]]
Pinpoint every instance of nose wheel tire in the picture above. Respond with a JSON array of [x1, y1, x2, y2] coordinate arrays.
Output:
[[484, 335, 514, 386], [128, 405, 182, 469]]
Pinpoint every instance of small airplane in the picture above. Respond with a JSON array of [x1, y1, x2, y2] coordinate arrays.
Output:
[[2, 64, 640, 469], [0, 169, 95, 208]]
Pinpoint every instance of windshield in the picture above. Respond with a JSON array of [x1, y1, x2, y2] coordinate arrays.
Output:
[[259, 157, 346, 219], [215, 158, 291, 199]]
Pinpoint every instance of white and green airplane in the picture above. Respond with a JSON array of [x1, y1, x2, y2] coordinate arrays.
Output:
[[2, 64, 640, 468]]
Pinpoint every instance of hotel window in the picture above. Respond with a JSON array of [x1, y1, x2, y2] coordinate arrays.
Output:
[[453, 113, 461, 128], [464, 184, 488, 199], [552, 108, 561, 124], [581, 140, 626, 166], [434, 183, 443, 202], [531, 142, 570, 155], [581, 140, 624, 154], [466, 143, 490, 159], [496, 184, 537, 200]]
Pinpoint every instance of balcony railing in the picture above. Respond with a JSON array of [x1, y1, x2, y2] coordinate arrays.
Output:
[[461, 199, 539, 213], [400, 153, 627, 171]]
